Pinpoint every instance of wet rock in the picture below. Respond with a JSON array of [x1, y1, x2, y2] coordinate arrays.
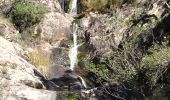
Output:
[[35, 69, 87, 91], [58, 0, 70, 13], [70, 81, 82, 90], [50, 70, 86, 90]]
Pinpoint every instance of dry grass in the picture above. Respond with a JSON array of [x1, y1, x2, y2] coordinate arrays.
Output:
[[81, 0, 108, 11], [29, 49, 52, 74]]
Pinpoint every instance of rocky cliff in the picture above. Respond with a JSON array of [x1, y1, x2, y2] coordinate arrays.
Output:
[[0, 0, 170, 100]]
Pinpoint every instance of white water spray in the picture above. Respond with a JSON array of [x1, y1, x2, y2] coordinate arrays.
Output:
[[70, 0, 77, 16], [68, 0, 87, 88], [69, 23, 78, 70], [69, 0, 78, 70]]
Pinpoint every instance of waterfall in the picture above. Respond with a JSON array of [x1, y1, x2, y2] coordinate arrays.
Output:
[[69, 0, 87, 88], [78, 76, 87, 88], [69, 0, 78, 70], [70, 0, 77, 16], [69, 23, 78, 70]]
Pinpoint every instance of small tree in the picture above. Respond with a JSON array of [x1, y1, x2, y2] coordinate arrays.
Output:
[[11, 0, 46, 32]]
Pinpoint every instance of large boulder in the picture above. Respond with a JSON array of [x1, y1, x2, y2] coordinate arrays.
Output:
[[33, 0, 73, 42], [51, 70, 86, 89], [0, 36, 56, 100]]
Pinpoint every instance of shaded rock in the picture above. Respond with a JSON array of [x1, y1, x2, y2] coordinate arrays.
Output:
[[70, 82, 82, 90], [50, 70, 87, 90], [47, 65, 69, 79], [51, 47, 70, 68], [58, 0, 70, 13], [45, 47, 70, 79], [35, 69, 87, 91], [0, 0, 13, 15]]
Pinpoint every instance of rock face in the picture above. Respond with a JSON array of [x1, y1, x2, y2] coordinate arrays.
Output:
[[2, 0, 75, 79], [79, 0, 166, 62], [21, 0, 73, 78], [0, 17, 20, 42], [0, 37, 56, 100], [0, 0, 169, 99], [33, 0, 73, 42]]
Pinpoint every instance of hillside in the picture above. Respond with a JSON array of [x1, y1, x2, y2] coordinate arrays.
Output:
[[0, 0, 170, 100]]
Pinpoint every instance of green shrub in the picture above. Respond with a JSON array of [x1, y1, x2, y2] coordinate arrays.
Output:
[[141, 46, 170, 68], [11, 0, 46, 32], [81, 0, 135, 12], [82, 0, 108, 11], [58, 91, 78, 100], [88, 62, 111, 82]]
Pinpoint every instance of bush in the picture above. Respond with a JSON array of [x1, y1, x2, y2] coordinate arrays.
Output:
[[81, 0, 132, 11], [88, 62, 111, 82], [141, 46, 170, 68], [81, 0, 108, 11], [11, 0, 46, 32], [80, 0, 135, 12], [57, 91, 78, 100]]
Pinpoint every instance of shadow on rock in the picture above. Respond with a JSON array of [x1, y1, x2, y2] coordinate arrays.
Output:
[[34, 69, 86, 91]]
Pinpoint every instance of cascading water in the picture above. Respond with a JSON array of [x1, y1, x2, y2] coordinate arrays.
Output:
[[69, 0, 78, 71], [70, 0, 77, 16], [69, 23, 78, 70], [69, 0, 87, 88]]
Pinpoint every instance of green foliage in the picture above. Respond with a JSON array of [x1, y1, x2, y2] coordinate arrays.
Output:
[[88, 62, 111, 82], [68, 0, 72, 12], [108, 0, 124, 7], [83, 0, 108, 11], [58, 91, 78, 100], [138, 45, 170, 87], [149, 85, 170, 100], [141, 46, 170, 68], [124, 43, 170, 99], [81, 0, 136, 11], [78, 52, 87, 63], [11, 0, 46, 32]]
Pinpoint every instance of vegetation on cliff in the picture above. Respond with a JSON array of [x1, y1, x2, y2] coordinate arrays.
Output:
[[5, 0, 46, 32], [76, 0, 170, 99], [81, 0, 139, 12], [0, 0, 170, 100]]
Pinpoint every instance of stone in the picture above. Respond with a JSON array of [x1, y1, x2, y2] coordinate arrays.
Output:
[[0, 17, 21, 42], [0, 36, 56, 100], [35, 69, 87, 90], [33, 0, 73, 43], [0, 0, 13, 15]]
